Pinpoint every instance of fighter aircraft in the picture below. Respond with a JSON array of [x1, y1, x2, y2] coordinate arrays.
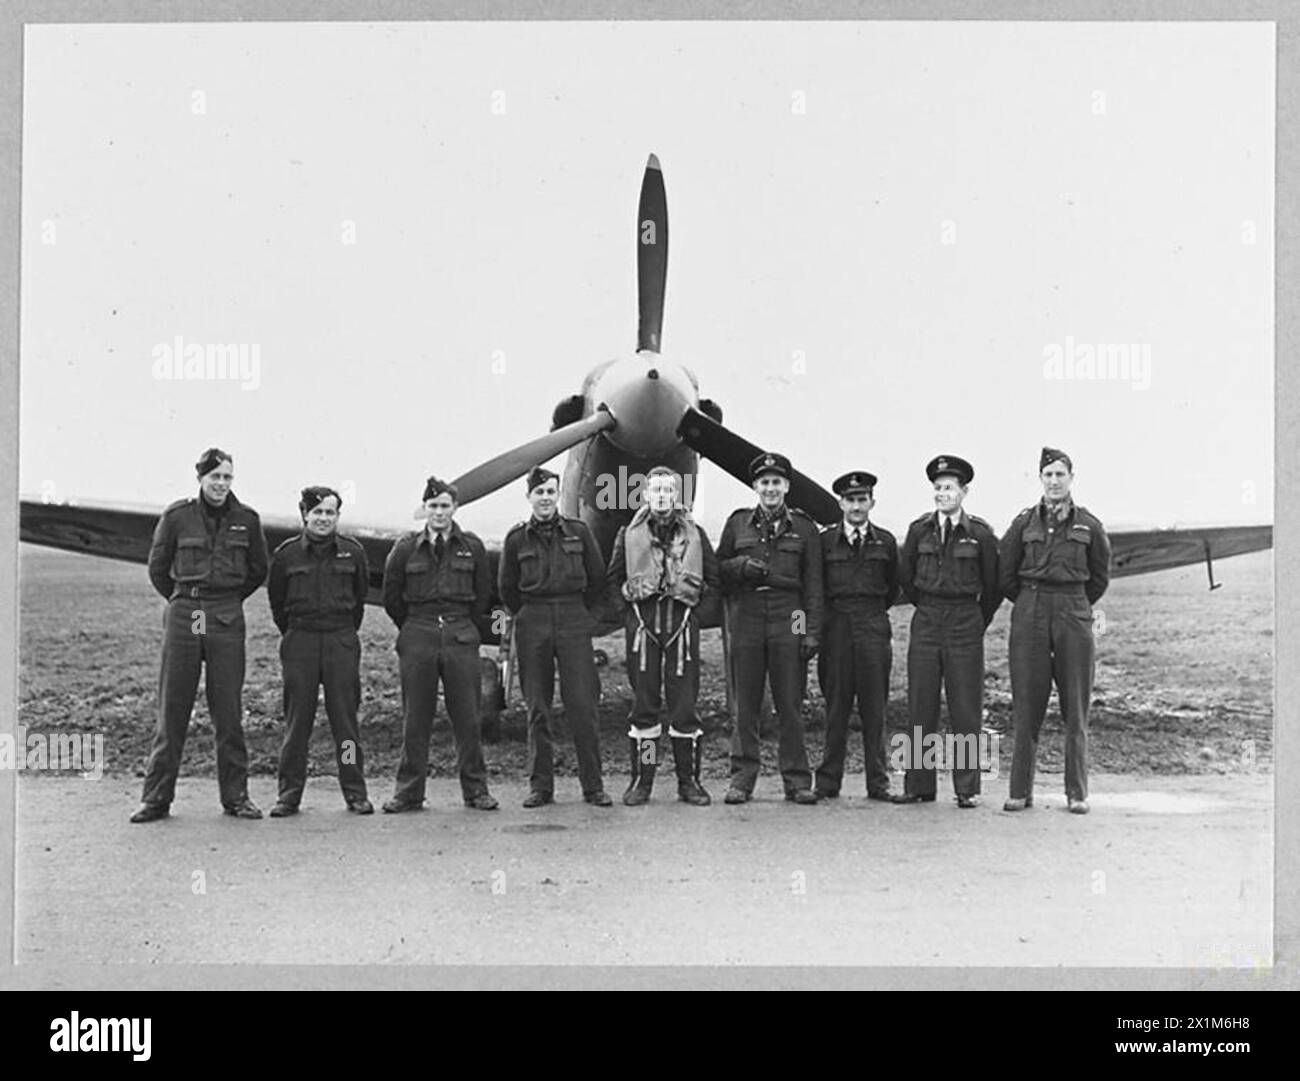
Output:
[[19, 154, 1274, 712]]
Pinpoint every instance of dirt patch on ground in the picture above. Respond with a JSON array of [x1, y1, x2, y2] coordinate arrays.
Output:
[[18, 547, 1273, 788]]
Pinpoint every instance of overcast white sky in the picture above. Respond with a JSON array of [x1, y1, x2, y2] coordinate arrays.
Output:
[[19, 20, 1274, 541]]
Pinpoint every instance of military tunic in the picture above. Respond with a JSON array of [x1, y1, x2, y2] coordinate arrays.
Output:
[[999, 500, 1111, 802], [898, 509, 1001, 798], [716, 504, 824, 796], [498, 514, 607, 799], [141, 492, 268, 810], [814, 520, 899, 797], [383, 521, 493, 805], [267, 531, 369, 808]]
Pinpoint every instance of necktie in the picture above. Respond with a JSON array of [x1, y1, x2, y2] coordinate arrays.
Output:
[[942, 518, 952, 549], [434, 533, 445, 562], [850, 529, 861, 553]]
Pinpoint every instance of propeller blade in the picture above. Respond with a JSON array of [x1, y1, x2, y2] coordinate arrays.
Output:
[[678, 406, 840, 524], [637, 153, 668, 353], [450, 409, 616, 506]]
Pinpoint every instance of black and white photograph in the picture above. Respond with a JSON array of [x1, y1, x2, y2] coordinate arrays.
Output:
[[3, 10, 1286, 992]]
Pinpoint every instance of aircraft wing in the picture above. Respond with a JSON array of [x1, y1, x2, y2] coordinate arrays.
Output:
[[1108, 524, 1272, 585], [18, 498, 507, 627]]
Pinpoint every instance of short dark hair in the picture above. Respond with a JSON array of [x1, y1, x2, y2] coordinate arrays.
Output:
[[299, 486, 341, 516]]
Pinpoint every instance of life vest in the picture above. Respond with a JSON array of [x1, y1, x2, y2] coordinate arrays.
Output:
[[622, 505, 705, 606]]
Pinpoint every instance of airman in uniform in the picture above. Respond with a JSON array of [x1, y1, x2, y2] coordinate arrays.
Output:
[[266, 486, 371, 817], [131, 448, 268, 822], [605, 466, 720, 806], [498, 467, 612, 808], [895, 455, 1001, 808], [715, 452, 824, 805], [814, 470, 899, 801], [382, 477, 499, 813], [999, 447, 1111, 814]]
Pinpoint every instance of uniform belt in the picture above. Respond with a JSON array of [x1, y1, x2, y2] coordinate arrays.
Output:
[[828, 596, 889, 612], [409, 603, 474, 618], [175, 587, 240, 601], [520, 594, 587, 605], [288, 617, 354, 631], [750, 585, 800, 594], [1020, 580, 1085, 594], [409, 610, 473, 627], [917, 592, 978, 607]]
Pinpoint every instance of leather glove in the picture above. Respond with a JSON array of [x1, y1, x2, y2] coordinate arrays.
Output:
[[800, 636, 820, 662], [741, 557, 769, 582]]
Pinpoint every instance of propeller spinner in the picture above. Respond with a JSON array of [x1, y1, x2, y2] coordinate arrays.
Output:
[[447, 154, 840, 525]]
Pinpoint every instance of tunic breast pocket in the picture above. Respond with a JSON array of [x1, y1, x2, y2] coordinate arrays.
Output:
[[173, 536, 210, 582], [915, 535, 940, 583], [559, 536, 587, 588], [773, 535, 804, 579], [516, 549, 543, 590], [329, 561, 357, 604], [1064, 531, 1091, 572], [403, 557, 433, 600], [224, 531, 250, 576], [863, 544, 892, 588], [824, 548, 853, 593], [285, 563, 313, 601], [449, 552, 477, 593], [1020, 523, 1047, 569], [952, 543, 981, 588]]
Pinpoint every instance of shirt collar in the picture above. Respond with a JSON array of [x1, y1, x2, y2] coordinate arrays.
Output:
[[421, 520, 461, 547], [935, 508, 967, 532], [841, 519, 874, 543]]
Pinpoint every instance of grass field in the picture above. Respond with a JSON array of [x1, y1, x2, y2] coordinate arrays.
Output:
[[17, 545, 1273, 786]]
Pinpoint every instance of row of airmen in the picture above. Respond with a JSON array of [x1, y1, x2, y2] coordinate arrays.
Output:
[[128, 444, 1110, 822]]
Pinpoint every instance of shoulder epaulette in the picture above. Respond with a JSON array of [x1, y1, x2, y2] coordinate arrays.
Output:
[[163, 497, 193, 514], [967, 514, 992, 530], [910, 512, 934, 527], [272, 535, 300, 555]]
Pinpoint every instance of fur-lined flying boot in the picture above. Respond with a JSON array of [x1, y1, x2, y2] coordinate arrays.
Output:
[[623, 736, 658, 806], [672, 735, 712, 806]]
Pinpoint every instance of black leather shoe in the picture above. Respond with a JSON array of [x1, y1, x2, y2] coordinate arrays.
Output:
[[866, 791, 892, 802], [522, 791, 554, 808], [223, 798, 263, 819], [785, 789, 820, 805], [891, 793, 936, 804], [464, 793, 499, 811], [346, 799, 374, 815], [381, 797, 423, 814], [956, 793, 981, 809], [723, 787, 751, 805], [269, 801, 299, 818], [129, 803, 169, 824], [814, 789, 840, 800], [585, 790, 614, 807]]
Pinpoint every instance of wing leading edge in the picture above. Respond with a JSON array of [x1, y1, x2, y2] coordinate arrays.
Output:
[[19, 500, 1273, 609], [1108, 524, 1272, 585]]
